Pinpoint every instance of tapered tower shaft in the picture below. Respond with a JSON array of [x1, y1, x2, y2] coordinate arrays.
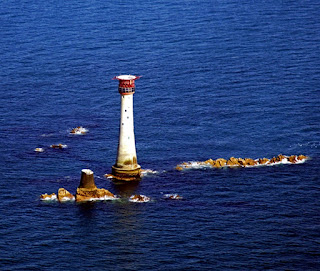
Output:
[[112, 75, 141, 181]]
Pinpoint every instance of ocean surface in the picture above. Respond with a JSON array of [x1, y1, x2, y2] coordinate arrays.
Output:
[[1, 0, 320, 270]]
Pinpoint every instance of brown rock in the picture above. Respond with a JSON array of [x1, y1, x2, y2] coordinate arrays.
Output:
[[79, 169, 97, 190], [288, 155, 297, 163], [297, 155, 307, 160], [204, 159, 216, 166], [238, 158, 246, 166], [176, 166, 183, 171], [57, 188, 75, 202], [214, 158, 227, 168], [40, 193, 57, 200], [227, 157, 241, 167], [244, 158, 257, 166], [130, 194, 144, 201], [76, 188, 116, 202], [129, 194, 150, 202], [50, 144, 66, 149], [258, 158, 269, 165], [168, 194, 183, 200], [269, 157, 278, 164], [277, 154, 286, 161]]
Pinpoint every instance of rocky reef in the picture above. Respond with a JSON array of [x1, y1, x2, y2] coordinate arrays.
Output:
[[176, 154, 308, 171], [40, 169, 117, 202]]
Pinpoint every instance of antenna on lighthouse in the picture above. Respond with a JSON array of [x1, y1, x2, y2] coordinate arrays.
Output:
[[111, 74, 141, 181]]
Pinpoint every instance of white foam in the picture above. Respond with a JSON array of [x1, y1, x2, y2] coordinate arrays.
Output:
[[70, 126, 88, 135], [34, 147, 44, 152], [141, 169, 159, 176], [41, 194, 57, 201], [90, 195, 118, 201], [177, 161, 212, 170], [59, 196, 75, 202]]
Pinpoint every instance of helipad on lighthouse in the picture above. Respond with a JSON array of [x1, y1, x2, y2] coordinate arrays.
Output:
[[111, 75, 141, 181]]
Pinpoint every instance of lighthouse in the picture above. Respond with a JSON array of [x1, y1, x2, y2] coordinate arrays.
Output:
[[112, 75, 141, 181]]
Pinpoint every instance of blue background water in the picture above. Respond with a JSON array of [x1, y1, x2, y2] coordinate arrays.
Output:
[[1, 0, 320, 270]]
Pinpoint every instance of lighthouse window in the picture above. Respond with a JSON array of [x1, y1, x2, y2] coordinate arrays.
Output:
[[125, 110, 127, 112], [122, 123, 124, 125], [127, 116, 129, 119]]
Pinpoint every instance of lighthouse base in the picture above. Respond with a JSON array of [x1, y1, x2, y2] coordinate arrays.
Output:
[[111, 165, 141, 181]]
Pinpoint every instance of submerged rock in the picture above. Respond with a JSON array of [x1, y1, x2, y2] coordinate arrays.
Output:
[[50, 144, 67, 149], [57, 188, 75, 202], [70, 126, 88, 135], [175, 166, 184, 171], [164, 194, 183, 200], [34, 147, 44, 152]]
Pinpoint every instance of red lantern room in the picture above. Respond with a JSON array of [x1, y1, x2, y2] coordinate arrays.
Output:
[[113, 75, 141, 95]]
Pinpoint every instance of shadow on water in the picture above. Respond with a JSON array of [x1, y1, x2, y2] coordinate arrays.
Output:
[[76, 201, 96, 219], [110, 180, 140, 198]]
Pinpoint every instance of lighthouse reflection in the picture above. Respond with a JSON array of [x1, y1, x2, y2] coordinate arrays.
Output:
[[109, 181, 147, 270], [110, 180, 140, 198]]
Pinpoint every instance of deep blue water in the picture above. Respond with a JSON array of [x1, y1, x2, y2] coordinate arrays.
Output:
[[1, 0, 320, 270]]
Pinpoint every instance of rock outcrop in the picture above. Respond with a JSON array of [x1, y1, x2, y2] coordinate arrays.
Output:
[[76, 187, 116, 202], [176, 154, 309, 171], [75, 169, 116, 202], [57, 188, 75, 202], [129, 194, 150, 203], [40, 169, 117, 203]]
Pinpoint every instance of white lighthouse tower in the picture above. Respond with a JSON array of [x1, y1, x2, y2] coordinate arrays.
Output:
[[112, 75, 141, 181]]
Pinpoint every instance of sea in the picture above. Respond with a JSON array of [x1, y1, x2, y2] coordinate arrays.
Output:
[[0, 0, 319, 270]]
